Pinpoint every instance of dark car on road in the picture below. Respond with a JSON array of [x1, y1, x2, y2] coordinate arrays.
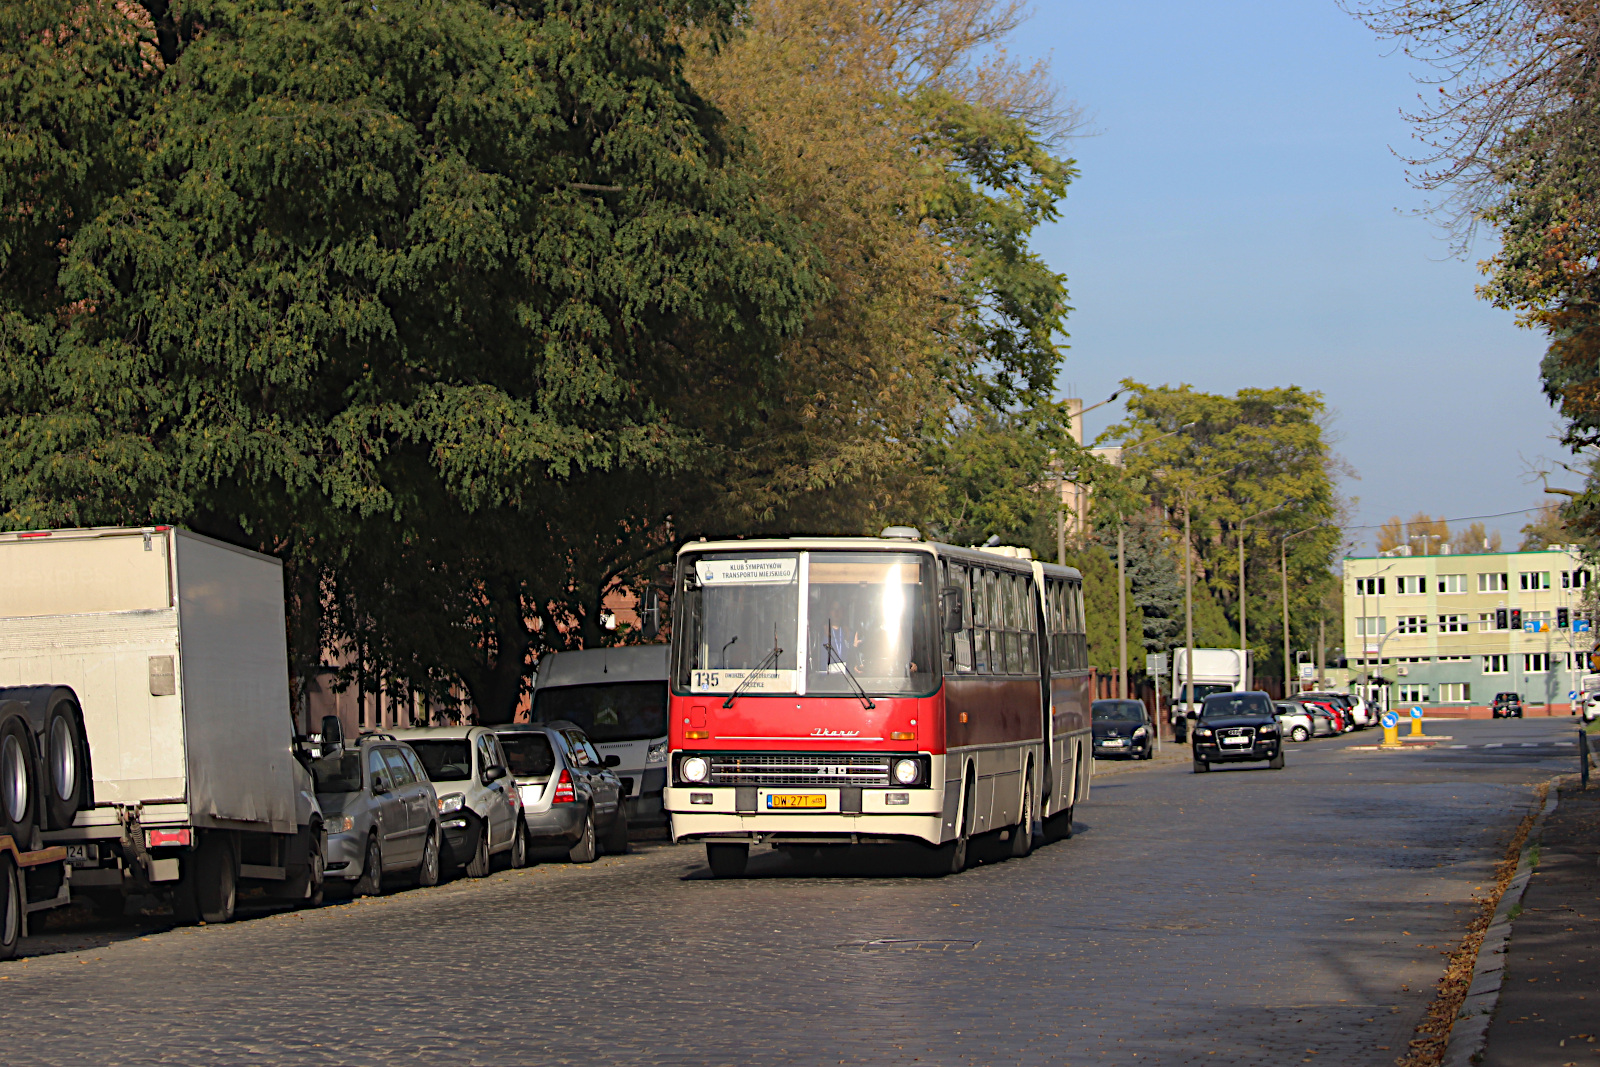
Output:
[[1191, 691, 1284, 773], [1092, 699, 1156, 760], [1492, 692, 1524, 719]]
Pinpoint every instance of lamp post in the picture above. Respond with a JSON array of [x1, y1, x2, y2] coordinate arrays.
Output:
[[1238, 501, 1294, 657], [1281, 523, 1328, 697], [1113, 421, 1196, 700], [1166, 457, 1246, 734], [1056, 388, 1125, 562]]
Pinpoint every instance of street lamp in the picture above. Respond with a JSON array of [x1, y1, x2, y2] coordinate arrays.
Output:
[[1238, 501, 1294, 657], [1055, 389, 1126, 562], [1282, 523, 1328, 696], [1112, 421, 1197, 701]]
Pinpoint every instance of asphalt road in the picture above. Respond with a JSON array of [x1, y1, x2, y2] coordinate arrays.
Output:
[[1, 717, 1582, 1066]]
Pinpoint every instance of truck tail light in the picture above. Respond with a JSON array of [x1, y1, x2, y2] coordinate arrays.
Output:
[[146, 828, 192, 848], [552, 769, 575, 804]]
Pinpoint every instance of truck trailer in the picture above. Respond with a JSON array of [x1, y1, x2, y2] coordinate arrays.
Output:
[[0, 526, 323, 923]]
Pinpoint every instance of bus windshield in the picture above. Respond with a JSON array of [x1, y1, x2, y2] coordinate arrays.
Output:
[[676, 550, 935, 697]]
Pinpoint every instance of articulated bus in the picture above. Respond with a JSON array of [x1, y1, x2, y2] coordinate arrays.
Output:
[[664, 529, 1093, 877]]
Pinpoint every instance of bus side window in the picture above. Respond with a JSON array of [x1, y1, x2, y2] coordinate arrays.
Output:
[[949, 562, 973, 674], [1020, 575, 1038, 675], [973, 569, 992, 674], [1071, 580, 1088, 670], [1053, 582, 1069, 673]]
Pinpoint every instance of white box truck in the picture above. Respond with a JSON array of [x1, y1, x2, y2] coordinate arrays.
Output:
[[1170, 648, 1253, 740], [0, 526, 322, 923]]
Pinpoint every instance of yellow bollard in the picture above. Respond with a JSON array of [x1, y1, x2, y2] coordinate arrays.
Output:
[[1408, 705, 1425, 737], [1382, 723, 1400, 747]]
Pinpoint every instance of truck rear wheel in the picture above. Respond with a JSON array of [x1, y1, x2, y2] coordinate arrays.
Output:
[[43, 701, 87, 831], [0, 715, 36, 845], [194, 834, 237, 924], [0, 854, 21, 960]]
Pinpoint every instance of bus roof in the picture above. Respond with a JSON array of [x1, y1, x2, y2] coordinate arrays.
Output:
[[677, 536, 1083, 581]]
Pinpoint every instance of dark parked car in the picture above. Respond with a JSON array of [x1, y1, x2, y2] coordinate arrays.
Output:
[[1191, 691, 1284, 773], [1492, 692, 1524, 719], [1092, 699, 1156, 760]]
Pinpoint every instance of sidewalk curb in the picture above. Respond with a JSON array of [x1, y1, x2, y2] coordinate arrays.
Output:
[[1439, 788, 1558, 1067]]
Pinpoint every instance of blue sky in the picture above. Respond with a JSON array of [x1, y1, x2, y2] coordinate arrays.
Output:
[[1017, 1, 1568, 552]]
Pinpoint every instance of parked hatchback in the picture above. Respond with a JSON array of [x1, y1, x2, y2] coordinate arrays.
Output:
[[495, 722, 628, 863], [1273, 701, 1316, 742], [395, 726, 527, 876], [310, 732, 441, 895], [1092, 699, 1157, 760]]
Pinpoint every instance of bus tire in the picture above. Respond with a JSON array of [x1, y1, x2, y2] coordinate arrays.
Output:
[[43, 700, 87, 830], [1042, 804, 1074, 843], [1009, 772, 1035, 859], [0, 854, 22, 960], [934, 773, 975, 875], [706, 842, 748, 878]]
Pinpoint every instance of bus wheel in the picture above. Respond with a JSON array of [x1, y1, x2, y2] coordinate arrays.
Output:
[[1042, 804, 1074, 843], [706, 843, 748, 879], [1009, 774, 1035, 859]]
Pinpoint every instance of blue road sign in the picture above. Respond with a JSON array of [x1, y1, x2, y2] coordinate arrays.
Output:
[[1381, 711, 1399, 729], [1571, 691, 1579, 701], [1410, 705, 1424, 718], [1576, 619, 1592, 633]]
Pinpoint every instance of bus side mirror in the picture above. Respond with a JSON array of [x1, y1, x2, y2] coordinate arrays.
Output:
[[941, 588, 964, 633]]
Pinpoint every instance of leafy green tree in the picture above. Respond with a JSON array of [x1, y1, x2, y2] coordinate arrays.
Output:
[[0, 0, 822, 720]]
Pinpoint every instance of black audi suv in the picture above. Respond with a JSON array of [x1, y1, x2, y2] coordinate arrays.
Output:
[[1190, 691, 1284, 773]]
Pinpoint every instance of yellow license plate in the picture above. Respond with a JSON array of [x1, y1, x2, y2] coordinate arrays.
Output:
[[767, 793, 826, 809]]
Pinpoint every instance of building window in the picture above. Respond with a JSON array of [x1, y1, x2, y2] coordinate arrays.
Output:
[[1438, 655, 1471, 662], [1519, 571, 1552, 591], [1524, 610, 1552, 631], [1395, 575, 1426, 595], [1397, 615, 1427, 634], [1438, 574, 1466, 594], [1525, 652, 1550, 673], [1478, 573, 1509, 592], [1438, 682, 1470, 702], [1398, 684, 1429, 703], [1355, 577, 1386, 596], [1438, 614, 1467, 633], [1562, 569, 1590, 589], [1356, 616, 1387, 637], [1483, 654, 1509, 674], [1477, 612, 1495, 631]]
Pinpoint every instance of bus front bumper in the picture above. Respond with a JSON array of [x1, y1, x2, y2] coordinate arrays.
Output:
[[665, 786, 946, 846]]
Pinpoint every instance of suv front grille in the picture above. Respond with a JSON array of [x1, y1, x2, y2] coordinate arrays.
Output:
[[1214, 726, 1255, 746], [706, 753, 893, 787]]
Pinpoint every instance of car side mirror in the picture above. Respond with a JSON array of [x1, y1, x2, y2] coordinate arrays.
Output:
[[602, 754, 621, 768], [941, 588, 964, 633], [371, 774, 388, 796], [483, 764, 507, 784]]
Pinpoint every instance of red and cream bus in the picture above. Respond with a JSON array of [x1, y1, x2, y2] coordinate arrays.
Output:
[[664, 529, 1093, 877]]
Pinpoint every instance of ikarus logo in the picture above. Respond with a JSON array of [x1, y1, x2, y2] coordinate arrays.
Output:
[[810, 727, 861, 738]]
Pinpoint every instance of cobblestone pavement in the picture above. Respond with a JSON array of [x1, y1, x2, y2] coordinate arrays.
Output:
[[0, 718, 1578, 1066]]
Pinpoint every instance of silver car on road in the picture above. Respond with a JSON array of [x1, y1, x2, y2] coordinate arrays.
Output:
[[496, 722, 627, 863]]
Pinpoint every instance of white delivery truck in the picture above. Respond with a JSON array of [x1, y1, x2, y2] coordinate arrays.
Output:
[[1169, 648, 1253, 741], [0, 526, 323, 923]]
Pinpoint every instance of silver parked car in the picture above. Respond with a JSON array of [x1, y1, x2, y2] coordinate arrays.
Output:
[[1273, 702, 1316, 743], [310, 729, 442, 895], [530, 646, 669, 827], [395, 726, 527, 877], [495, 722, 627, 863]]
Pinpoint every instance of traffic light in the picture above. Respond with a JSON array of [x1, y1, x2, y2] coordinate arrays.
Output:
[[1511, 608, 1523, 630], [1558, 607, 1570, 629], [1496, 608, 1509, 630]]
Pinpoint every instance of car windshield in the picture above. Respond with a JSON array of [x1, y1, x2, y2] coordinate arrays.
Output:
[[310, 752, 362, 793], [407, 739, 472, 782], [498, 732, 556, 778], [1201, 694, 1273, 719], [1093, 701, 1144, 723], [532, 681, 667, 743]]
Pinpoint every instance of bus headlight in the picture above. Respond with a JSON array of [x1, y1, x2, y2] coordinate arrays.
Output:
[[680, 756, 709, 783], [892, 758, 921, 785]]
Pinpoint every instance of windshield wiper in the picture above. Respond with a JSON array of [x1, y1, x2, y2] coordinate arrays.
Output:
[[724, 626, 783, 709], [824, 618, 875, 711]]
